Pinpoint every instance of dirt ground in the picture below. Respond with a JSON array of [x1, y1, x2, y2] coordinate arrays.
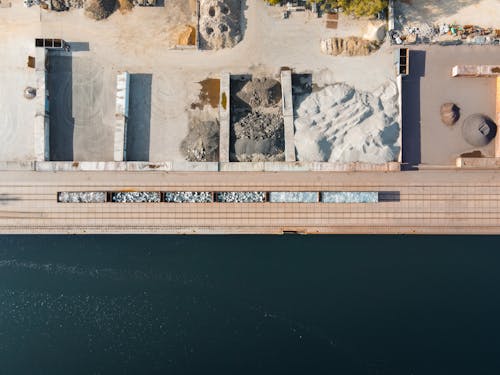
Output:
[[0, 0, 395, 162], [396, 0, 499, 28]]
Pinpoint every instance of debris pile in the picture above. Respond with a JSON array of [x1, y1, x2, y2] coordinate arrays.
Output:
[[132, 0, 154, 6], [199, 0, 242, 50], [393, 5, 500, 45], [58, 192, 106, 203], [269, 192, 318, 203], [180, 119, 220, 162], [293, 81, 400, 164], [84, 0, 116, 20], [440, 103, 460, 127], [111, 192, 161, 203], [321, 37, 379, 56], [321, 191, 378, 203], [164, 192, 213, 203], [23, 0, 41, 7], [230, 77, 285, 162], [176, 25, 197, 46], [216, 192, 266, 203]]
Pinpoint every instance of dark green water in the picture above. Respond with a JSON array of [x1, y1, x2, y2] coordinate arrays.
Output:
[[1, 236, 500, 375]]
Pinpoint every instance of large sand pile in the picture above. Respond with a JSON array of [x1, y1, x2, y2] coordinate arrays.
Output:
[[199, 0, 241, 50], [294, 82, 400, 164]]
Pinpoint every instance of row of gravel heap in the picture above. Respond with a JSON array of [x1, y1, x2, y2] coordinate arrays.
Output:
[[268, 192, 318, 203], [58, 192, 106, 203], [216, 192, 266, 203], [112, 192, 161, 203], [164, 192, 213, 203]]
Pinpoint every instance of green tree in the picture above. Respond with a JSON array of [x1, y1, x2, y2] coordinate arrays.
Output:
[[305, 0, 387, 17]]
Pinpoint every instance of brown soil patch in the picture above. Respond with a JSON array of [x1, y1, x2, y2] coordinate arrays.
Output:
[[191, 78, 220, 109], [118, 0, 132, 13], [177, 25, 197, 46]]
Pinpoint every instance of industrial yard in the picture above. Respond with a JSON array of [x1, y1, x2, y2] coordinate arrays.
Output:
[[0, 0, 499, 233]]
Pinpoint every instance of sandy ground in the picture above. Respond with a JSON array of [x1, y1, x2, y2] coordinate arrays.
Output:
[[402, 45, 498, 166], [0, 0, 394, 162], [397, 0, 500, 28], [0, 4, 39, 161]]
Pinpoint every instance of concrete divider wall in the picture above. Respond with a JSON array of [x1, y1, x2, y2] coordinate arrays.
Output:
[[114, 72, 130, 162], [496, 77, 500, 157], [28, 161, 401, 172], [388, 0, 395, 33], [396, 74, 403, 163], [281, 70, 296, 162], [219, 72, 230, 163], [34, 47, 49, 161]]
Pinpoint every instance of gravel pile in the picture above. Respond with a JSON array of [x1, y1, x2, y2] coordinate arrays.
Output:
[[58, 192, 106, 203], [216, 192, 266, 203], [164, 192, 213, 203], [230, 77, 285, 162], [84, 0, 116, 20], [269, 192, 318, 203], [321, 192, 378, 203], [180, 119, 220, 162], [112, 192, 161, 203]]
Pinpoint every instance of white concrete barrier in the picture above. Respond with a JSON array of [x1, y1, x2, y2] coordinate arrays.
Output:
[[114, 72, 130, 162], [281, 70, 296, 162], [34, 48, 49, 161], [219, 72, 230, 163]]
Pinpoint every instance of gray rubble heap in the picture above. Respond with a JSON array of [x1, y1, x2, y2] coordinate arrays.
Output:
[[112, 192, 161, 203], [164, 192, 213, 203], [216, 192, 266, 203]]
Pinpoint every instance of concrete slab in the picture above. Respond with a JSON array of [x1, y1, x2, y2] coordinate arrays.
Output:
[[402, 45, 498, 166], [47, 52, 116, 161]]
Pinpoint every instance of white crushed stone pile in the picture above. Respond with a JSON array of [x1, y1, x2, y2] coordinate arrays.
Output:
[[112, 192, 161, 203], [58, 192, 106, 203], [294, 82, 400, 164], [164, 192, 213, 203], [199, 0, 241, 50]]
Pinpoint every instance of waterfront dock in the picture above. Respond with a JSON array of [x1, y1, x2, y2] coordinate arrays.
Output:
[[1, 170, 500, 234]]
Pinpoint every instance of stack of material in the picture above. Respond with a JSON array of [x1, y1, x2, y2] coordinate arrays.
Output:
[[180, 119, 220, 162], [84, 0, 116, 20], [216, 192, 266, 203], [462, 114, 497, 147], [269, 192, 318, 203], [199, 0, 241, 50], [294, 81, 400, 164], [320, 37, 379, 56], [164, 192, 213, 203], [132, 0, 154, 5], [440, 103, 460, 126], [58, 192, 106, 203], [112, 192, 161, 203], [230, 77, 285, 162]]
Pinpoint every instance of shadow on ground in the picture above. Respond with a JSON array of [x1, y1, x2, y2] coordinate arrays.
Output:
[[401, 50, 426, 170], [126, 74, 152, 161]]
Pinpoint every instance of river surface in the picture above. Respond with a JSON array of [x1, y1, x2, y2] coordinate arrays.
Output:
[[1, 235, 500, 374]]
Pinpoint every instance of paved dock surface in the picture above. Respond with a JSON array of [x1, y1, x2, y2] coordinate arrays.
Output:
[[1, 170, 500, 234]]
